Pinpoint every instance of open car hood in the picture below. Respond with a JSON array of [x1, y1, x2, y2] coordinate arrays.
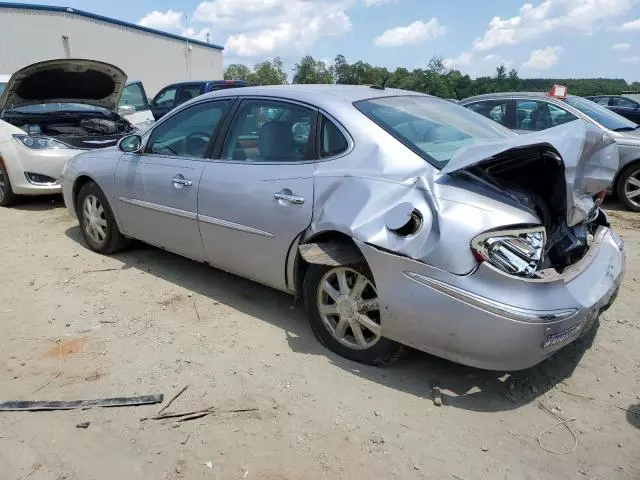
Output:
[[441, 121, 620, 226], [0, 59, 127, 112]]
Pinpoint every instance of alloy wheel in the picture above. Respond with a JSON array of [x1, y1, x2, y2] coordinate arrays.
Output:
[[624, 167, 640, 208], [316, 267, 381, 350], [82, 194, 108, 244]]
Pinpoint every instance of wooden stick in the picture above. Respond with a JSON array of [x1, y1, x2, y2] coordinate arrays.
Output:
[[156, 385, 189, 416]]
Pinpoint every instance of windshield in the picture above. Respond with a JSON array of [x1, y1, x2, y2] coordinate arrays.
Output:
[[564, 96, 637, 131], [355, 95, 514, 169], [6, 103, 109, 114]]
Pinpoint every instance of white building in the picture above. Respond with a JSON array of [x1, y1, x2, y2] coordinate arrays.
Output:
[[0, 2, 224, 96]]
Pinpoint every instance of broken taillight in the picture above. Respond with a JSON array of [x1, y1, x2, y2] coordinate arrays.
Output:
[[471, 226, 546, 278]]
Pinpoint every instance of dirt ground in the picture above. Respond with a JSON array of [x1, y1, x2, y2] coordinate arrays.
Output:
[[0, 197, 638, 480]]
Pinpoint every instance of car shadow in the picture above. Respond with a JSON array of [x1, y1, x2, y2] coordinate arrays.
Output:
[[626, 404, 640, 429], [11, 194, 64, 211], [65, 225, 598, 413]]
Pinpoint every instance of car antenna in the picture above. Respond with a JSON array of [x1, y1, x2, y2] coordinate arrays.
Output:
[[370, 76, 390, 90]]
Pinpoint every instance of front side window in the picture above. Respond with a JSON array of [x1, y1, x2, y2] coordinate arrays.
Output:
[[613, 97, 638, 108], [356, 96, 512, 169], [515, 100, 578, 131], [0, 82, 6, 96], [594, 97, 611, 106], [119, 83, 148, 111], [154, 87, 177, 107], [320, 116, 349, 158], [466, 100, 509, 126], [222, 99, 315, 162], [146, 100, 231, 158]]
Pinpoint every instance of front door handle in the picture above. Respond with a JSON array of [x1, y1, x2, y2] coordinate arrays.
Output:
[[171, 175, 193, 187], [274, 191, 304, 205]]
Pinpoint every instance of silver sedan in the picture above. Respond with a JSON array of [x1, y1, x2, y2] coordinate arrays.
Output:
[[61, 85, 624, 371]]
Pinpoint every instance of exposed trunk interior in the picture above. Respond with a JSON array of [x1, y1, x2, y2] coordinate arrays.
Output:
[[3, 111, 135, 149], [464, 146, 609, 273]]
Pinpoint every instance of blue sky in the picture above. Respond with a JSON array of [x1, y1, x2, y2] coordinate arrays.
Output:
[[10, 0, 640, 80]]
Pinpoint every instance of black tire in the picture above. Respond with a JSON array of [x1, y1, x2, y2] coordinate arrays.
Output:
[[303, 263, 405, 366], [616, 163, 640, 212], [0, 162, 18, 207], [76, 181, 128, 254]]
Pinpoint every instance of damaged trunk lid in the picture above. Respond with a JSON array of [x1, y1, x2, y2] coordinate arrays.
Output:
[[441, 121, 619, 227]]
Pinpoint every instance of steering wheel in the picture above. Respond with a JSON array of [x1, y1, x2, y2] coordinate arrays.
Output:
[[184, 132, 211, 156]]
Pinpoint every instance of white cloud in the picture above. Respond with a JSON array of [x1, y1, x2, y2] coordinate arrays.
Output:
[[523, 46, 562, 69], [363, 0, 397, 5], [443, 51, 474, 68], [474, 0, 635, 51], [613, 42, 632, 50], [373, 19, 447, 47], [484, 54, 498, 60], [191, 0, 354, 56], [622, 18, 640, 30], [138, 9, 184, 30], [622, 55, 640, 62]]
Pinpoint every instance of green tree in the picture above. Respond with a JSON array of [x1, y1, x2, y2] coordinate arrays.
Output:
[[224, 64, 252, 82], [292, 56, 333, 84], [248, 57, 288, 85]]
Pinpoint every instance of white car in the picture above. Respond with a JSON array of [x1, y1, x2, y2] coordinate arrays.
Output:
[[0, 59, 137, 206]]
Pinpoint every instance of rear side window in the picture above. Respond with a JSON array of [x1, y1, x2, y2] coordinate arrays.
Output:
[[466, 100, 509, 126], [515, 100, 578, 131], [320, 116, 349, 158], [613, 97, 637, 107], [594, 97, 611, 106]]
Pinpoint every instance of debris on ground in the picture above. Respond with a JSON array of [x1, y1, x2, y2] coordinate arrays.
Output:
[[0, 394, 163, 411], [76, 421, 90, 429], [432, 382, 442, 407]]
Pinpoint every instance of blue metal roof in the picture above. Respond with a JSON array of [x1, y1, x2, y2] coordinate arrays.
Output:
[[0, 2, 224, 51]]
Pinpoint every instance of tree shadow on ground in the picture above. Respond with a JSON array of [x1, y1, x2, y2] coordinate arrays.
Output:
[[66, 225, 600, 413]]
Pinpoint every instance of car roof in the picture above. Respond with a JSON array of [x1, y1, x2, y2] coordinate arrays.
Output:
[[198, 84, 431, 107]]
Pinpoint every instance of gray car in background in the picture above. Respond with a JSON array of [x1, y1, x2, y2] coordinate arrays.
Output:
[[61, 85, 624, 371], [460, 92, 640, 211]]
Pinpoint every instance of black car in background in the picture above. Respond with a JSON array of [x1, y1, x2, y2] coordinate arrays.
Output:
[[150, 80, 249, 120], [586, 94, 640, 123]]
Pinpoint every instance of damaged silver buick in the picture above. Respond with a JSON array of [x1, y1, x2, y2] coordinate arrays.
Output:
[[61, 85, 625, 371]]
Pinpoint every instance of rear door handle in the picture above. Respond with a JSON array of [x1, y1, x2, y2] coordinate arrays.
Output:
[[274, 192, 304, 205], [171, 175, 193, 187]]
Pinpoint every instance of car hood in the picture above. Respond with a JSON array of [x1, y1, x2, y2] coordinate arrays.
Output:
[[441, 121, 619, 226], [0, 59, 127, 112]]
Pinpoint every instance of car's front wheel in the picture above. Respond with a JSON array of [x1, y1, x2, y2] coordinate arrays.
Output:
[[76, 181, 127, 254], [0, 162, 18, 207], [304, 263, 404, 366]]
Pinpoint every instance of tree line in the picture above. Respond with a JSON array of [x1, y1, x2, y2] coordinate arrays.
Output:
[[224, 54, 638, 99]]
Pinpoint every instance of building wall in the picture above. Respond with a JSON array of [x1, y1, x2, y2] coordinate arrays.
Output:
[[0, 7, 224, 96]]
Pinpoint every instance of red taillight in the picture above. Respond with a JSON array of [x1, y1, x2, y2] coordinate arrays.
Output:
[[595, 190, 607, 206]]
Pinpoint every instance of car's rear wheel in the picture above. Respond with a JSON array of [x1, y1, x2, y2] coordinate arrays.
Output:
[[0, 162, 18, 207], [616, 163, 640, 212], [304, 263, 405, 366], [76, 181, 127, 254]]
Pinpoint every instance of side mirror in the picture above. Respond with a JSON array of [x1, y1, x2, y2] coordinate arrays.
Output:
[[634, 103, 639, 110], [118, 134, 143, 153], [118, 105, 135, 116]]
